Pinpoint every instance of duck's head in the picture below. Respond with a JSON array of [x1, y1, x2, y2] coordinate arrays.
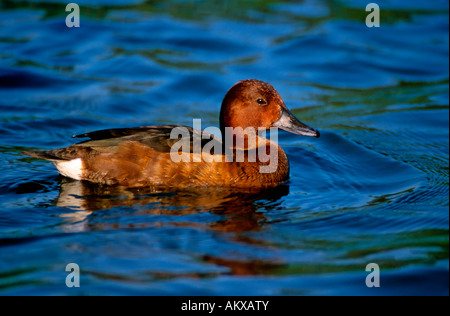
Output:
[[220, 79, 320, 138]]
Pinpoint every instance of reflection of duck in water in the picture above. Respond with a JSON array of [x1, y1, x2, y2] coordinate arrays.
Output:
[[24, 80, 319, 188], [56, 178, 289, 233]]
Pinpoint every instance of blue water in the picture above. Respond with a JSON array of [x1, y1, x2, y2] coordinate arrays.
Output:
[[0, 0, 448, 295]]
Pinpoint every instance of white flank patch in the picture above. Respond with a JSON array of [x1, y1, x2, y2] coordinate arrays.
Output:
[[55, 158, 83, 180]]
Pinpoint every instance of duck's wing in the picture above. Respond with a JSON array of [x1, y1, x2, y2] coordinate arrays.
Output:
[[73, 125, 186, 141], [24, 125, 222, 161], [73, 125, 220, 153]]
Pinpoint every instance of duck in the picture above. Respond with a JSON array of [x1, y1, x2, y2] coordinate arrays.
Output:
[[23, 79, 320, 188]]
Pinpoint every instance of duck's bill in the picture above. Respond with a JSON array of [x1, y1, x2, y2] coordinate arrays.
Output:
[[273, 108, 320, 138]]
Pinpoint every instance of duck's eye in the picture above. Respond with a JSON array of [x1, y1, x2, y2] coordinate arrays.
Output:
[[256, 98, 267, 106]]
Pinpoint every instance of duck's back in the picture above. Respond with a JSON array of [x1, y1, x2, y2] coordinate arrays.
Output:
[[24, 125, 289, 188]]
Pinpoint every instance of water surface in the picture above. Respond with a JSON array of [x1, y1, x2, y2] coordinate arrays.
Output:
[[0, 0, 448, 295]]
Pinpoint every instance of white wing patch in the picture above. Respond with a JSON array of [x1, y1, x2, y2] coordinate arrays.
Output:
[[54, 158, 83, 180]]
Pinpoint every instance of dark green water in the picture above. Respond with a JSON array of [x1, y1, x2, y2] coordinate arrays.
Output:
[[0, 0, 448, 295]]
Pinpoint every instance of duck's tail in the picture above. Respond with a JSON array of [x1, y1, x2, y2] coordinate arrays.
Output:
[[22, 150, 68, 161], [23, 149, 84, 180]]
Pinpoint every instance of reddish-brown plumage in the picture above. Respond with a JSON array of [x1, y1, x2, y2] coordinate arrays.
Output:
[[23, 79, 320, 188]]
